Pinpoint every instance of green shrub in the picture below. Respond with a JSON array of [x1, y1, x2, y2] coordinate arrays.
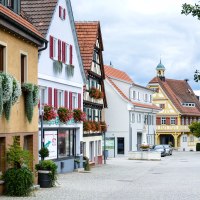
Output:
[[35, 160, 57, 186], [39, 147, 49, 161], [4, 167, 33, 196], [83, 156, 90, 171], [196, 143, 200, 151]]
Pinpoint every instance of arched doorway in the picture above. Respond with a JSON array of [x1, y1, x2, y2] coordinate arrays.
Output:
[[160, 134, 174, 146]]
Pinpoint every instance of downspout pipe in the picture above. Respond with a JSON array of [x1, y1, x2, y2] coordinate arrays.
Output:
[[38, 41, 48, 52]]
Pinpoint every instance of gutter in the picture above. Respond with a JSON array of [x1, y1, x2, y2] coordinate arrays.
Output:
[[38, 41, 48, 52]]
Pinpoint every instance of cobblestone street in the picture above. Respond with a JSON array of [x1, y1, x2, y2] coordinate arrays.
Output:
[[2, 152, 200, 200]]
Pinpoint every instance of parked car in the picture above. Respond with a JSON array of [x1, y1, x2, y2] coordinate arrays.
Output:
[[151, 145, 166, 157], [162, 144, 173, 155]]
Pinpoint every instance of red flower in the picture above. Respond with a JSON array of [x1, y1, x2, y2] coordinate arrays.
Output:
[[43, 105, 57, 121]]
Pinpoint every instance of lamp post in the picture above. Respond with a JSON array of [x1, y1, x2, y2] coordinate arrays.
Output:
[[40, 107, 44, 149], [103, 131, 106, 164]]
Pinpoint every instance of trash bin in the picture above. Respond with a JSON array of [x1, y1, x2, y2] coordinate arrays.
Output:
[[103, 150, 108, 159]]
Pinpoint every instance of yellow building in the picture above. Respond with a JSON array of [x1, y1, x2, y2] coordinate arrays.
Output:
[[0, 2, 46, 174], [148, 61, 200, 151]]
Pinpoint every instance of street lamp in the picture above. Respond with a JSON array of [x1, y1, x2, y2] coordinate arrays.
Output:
[[40, 106, 44, 149], [100, 124, 107, 164]]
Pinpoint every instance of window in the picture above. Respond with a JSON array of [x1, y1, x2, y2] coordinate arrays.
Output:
[[137, 114, 141, 123], [59, 6, 66, 20], [131, 113, 135, 123], [40, 87, 47, 107], [150, 95, 152, 103], [182, 136, 187, 142], [72, 93, 77, 109], [160, 104, 165, 109], [144, 94, 148, 102], [138, 92, 140, 100], [133, 91, 136, 99], [161, 117, 166, 125], [53, 38, 57, 60], [0, 45, 5, 72], [93, 50, 100, 64], [58, 129, 75, 158], [58, 90, 64, 107], [98, 140, 101, 155], [21, 54, 27, 83], [190, 136, 194, 142], [181, 117, 184, 125], [7, 0, 14, 9], [186, 117, 188, 125], [170, 117, 176, 125]]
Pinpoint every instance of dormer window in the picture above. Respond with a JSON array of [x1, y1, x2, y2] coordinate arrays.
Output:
[[182, 102, 195, 107], [59, 6, 66, 20], [7, 0, 14, 9]]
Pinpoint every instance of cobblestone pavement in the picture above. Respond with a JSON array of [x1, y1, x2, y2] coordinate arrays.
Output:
[[2, 151, 200, 200]]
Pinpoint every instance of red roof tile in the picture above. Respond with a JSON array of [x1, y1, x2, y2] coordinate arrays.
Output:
[[75, 21, 102, 72], [104, 65, 134, 84], [0, 4, 44, 39], [149, 77, 200, 116], [21, 0, 58, 37]]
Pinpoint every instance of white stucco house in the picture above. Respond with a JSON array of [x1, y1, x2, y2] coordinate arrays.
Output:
[[21, 0, 86, 173], [104, 65, 160, 157]]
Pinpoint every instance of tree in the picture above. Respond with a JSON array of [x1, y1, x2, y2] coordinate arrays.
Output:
[[189, 122, 200, 138], [182, 2, 200, 82]]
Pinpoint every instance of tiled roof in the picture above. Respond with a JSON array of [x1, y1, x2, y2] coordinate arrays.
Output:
[[75, 21, 101, 72], [21, 0, 58, 37], [0, 4, 44, 39], [107, 76, 160, 110], [149, 76, 200, 116], [104, 65, 134, 84]]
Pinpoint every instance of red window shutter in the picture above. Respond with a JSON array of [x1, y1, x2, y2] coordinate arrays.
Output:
[[58, 39, 61, 61], [175, 117, 178, 125], [59, 6, 61, 17], [63, 8, 66, 20], [156, 117, 161, 125], [78, 93, 81, 109], [166, 117, 170, 125], [64, 91, 68, 108], [54, 88, 58, 108], [49, 36, 54, 59], [69, 92, 72, 110], [48, 87, 52, 106], [69, 45, 73, 65], [62, 42, 66, 63]]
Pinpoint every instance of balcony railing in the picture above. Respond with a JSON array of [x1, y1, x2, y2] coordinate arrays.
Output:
[[84, 91, 103, 105], [156, 125, 190, 132]]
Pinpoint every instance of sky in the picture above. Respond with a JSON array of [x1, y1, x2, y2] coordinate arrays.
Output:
[[71, 0, 200, 92]]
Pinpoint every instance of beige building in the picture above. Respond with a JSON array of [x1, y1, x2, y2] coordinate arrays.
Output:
[[0, 2, 46, 174]]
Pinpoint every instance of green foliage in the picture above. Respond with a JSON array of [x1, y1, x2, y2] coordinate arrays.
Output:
[[57, 107, 73, 123], [4, 138, 33, 196], [39, 147, 49, 161], [182, 3, 200, 20], [32, 85, 39, 106], [83, 156, 90, 171], [6, 137, 32, 169], [196, 143, 200, 151], [22, 83, 35, 123], [35, 160, 57, 186], [3, 96, 12, 121], [189, 122, 200, 138], [4, 167, 33, 196]]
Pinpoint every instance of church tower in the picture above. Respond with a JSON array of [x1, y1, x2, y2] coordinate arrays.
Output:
[[156, 60, 165, 81]]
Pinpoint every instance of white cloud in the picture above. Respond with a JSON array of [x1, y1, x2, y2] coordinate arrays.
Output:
[[72, 0, 200, 90]]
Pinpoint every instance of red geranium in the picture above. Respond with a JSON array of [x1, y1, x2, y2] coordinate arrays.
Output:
[[43, 105, 57, 121]]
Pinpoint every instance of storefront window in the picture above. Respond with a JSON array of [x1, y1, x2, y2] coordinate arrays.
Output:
[[58, 129, 75, 158]]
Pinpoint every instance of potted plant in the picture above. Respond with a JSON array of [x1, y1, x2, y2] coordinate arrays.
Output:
[[100, 121, 107, 132], [43, 104, 57, 121], [83, 121, 92, 132], [140, 144, 150, 151], [83, 156, 90, 171], [35, 148, 57, 188], [57, 107, 73, 123], [3, 138, 33, 196], [73, 109, 86, 122]]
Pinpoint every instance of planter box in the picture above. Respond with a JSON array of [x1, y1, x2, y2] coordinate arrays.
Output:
[[128, 151, 161, 161], [38, 170, 52, 188], [0, 181, 5, 195]]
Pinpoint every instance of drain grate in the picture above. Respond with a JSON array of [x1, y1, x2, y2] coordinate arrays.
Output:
[[117, 180, 133, 183]]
